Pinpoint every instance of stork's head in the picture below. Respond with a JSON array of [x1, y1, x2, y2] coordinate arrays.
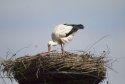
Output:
[[48, 41, 58, 53]]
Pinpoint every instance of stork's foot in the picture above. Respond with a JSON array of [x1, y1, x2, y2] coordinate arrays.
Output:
[[62, 51, 64, 54], [61, 51, 71, 55], [47, 50, 56, 54], [61, 50, 69, 54], [61, 49, 64, 54]]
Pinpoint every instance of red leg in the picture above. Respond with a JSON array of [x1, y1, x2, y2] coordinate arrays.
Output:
[[48, 45, 51, 53], [61, 44, 64, 54]]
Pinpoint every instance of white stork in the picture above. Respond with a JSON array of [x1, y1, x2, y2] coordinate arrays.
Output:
[[48, 24, 84, 53]]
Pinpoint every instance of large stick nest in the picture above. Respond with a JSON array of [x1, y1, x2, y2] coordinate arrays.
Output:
[[1, 51, 108, 84]]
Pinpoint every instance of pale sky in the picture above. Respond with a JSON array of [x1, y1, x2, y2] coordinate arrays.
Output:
[[0, 0, 125, 84]]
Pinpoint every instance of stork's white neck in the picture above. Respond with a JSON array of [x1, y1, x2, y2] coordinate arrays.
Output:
[[48, 41, 58, 46]]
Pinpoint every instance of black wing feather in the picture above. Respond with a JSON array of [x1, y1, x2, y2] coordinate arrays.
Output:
[[66, 27, 79, 37], [64, 24, 84, 37]]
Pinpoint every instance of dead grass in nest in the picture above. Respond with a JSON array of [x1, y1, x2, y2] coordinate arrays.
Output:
[[0, 51, 108, 83]]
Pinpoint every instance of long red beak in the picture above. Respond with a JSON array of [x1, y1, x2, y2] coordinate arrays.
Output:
[[48, 45, 51, 53]]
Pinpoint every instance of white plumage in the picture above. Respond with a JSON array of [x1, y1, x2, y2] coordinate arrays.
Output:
[[48, 24, 84, 53]]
